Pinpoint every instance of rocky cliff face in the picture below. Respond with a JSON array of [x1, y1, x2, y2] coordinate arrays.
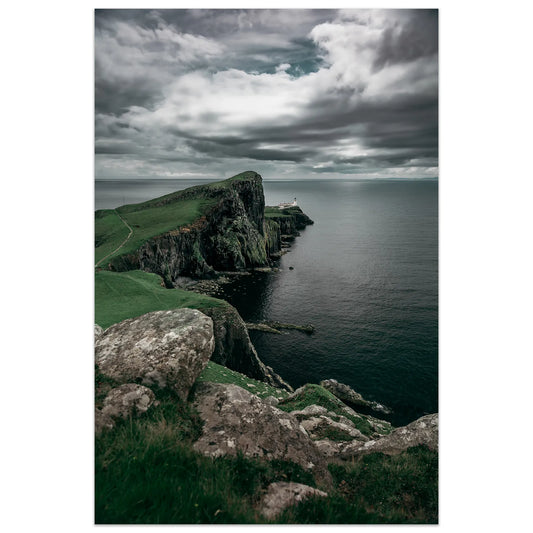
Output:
[[198, 304, 293, 391], [106, 173, 313, 284], [108, 173, 271, 283]]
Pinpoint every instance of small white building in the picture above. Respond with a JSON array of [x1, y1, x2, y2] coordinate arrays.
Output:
[[278, 197, 297, 209]]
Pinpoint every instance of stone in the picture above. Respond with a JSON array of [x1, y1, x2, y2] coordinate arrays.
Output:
[[95, 309, 214, 400], [340, 413, 438, 458], [192, 382, 331, 483], [260, 482, 328, 520], [263, 395, 280, 406], [95, 408, 114, 435], [320, 378, 392, 415], [102, 384, 156, 420], [94, 324, 104, 339], [299, 415, 369, 442]]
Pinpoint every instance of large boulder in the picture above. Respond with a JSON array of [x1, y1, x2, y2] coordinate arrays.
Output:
[[260, 482, 328, 520], [95, 309, 214, 400], [192, 382, 331, 484], [340, 413, 438, 458]]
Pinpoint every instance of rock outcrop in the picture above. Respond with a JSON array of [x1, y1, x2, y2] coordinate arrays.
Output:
[[199, 304, 292, 391], [95, 384, 157, 435], [95, 309, 214, 400], [192, 382, 331, 484], [339, 413, 438, 459], [101, 384, 157, 420], [260, 482, 328, 520]]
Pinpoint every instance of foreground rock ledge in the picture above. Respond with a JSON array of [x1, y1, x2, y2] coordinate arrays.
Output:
[[95, 309, 214, 401], [340, 413, 439, 458], [192, 382, 331, 484]]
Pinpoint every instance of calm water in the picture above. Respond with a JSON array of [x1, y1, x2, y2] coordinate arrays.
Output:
[[95, 178, 438, 426]]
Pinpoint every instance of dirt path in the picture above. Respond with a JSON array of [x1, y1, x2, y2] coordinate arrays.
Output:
[[95, 210, 134, 268]]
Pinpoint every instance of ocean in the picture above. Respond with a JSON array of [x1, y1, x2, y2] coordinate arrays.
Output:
[[95, 178, 438, 426]]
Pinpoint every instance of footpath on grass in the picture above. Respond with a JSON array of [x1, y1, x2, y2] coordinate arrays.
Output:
[[95, 210, 133, 268]]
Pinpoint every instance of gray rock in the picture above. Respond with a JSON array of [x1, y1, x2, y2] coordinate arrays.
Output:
[[102, 384, 156, 420], [289, 404, 328, 418], [260, 482, 328, 520], [320, 378, 392, 415], [263, 395, 280, 406], [94, 324, 104, 339], [319, 378, 371, 408], [95, 408, 114, 435], [192, 382, 331, 483], [95, 309, 214, 400], [340, 413, 438, 458], [299, 415, 369, 442]]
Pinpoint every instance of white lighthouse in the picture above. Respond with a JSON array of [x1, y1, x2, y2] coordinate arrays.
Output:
[[278, 197, 297, 209]]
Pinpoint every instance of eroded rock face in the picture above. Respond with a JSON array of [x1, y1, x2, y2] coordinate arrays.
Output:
[[199, 304, 292, 392], [340, 413, 438, 458], [319, 379, 371, 408], [95, 309, 214, 400], [260, 482, 327, 520], [102, 384, 156, 420], [192, 382, 331, 483]]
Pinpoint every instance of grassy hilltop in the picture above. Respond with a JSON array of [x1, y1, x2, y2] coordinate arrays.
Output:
[[95, 171, 259, 266]]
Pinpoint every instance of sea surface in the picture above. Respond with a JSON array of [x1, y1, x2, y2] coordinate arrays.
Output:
[[95, 178, 438, 426]]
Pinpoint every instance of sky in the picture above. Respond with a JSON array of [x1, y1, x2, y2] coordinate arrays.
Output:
[[95, 8, 438, 181]]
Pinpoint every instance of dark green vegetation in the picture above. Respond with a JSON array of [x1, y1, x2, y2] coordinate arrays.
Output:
[[95, 270, 225, 330], [277, 384, 391, 438], [95, 372, 436, 524]]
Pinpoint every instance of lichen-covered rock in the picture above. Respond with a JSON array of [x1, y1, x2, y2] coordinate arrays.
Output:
[[102, 384, 156, 420], [95, 408, 114, 435], [299, 415, 369, 442], [94, 324, 104, 339], [319, 379, 392, 415], [340, 413, 438, 458], [260, 482, 327, 520], [192, 382, 331, 483], [95, 309, 214, 400]]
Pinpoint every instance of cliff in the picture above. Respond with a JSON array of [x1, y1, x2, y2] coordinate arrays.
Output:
[[96, 171, 312, 285]]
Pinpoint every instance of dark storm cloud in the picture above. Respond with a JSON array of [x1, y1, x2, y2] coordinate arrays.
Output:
[[95, 9, 438, 179], [373, 10, 438, 70]]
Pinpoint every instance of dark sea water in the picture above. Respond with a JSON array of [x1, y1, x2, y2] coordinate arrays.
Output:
[[95, 178, 438, 426]]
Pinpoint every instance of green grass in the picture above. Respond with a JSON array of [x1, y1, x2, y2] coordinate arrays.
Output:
[[95, 270, 226, 330], [95, 209, 130, 265], [95, 171, 262, 266], [95, 383, 437, 524], [95, 198, 216, 265], [277, 384, 378, 438], [198, 361, 290, 401], [265, 206, 291, 218]]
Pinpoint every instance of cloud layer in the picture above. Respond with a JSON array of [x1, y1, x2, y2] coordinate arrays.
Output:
[[95, 9, 438, 180]]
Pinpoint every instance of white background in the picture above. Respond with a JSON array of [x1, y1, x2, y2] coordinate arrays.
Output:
[[1, 1, 531, 531]]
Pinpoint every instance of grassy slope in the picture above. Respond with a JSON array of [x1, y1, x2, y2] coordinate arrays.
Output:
[[95, 210, 130, 264], [95, 171, 261, 265], [95, 270, 225, 330]]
